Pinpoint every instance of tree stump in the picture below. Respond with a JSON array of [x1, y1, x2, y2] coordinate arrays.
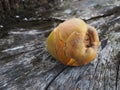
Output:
[[0, 0, 120, 90]]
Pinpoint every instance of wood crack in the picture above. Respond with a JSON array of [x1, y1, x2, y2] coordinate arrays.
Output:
[[87, 6, 120, 21], [115, 52, 120, 90], [85, 6, 120, 21], [46, 6, 120, 23], [44, 66, 68, 90]]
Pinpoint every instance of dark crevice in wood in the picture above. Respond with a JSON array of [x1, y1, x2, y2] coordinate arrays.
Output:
[[46, 6, 120, 23], [85, 13, 113, 21], [101, 39, 108, 50], [85, 6, 120, 21], [1, 0, 7, 12], [115, 52, 120, 90], [45, 66, 68, 90]]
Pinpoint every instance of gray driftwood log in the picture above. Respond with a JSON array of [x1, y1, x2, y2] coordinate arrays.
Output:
[[0, 0, 120, 90]]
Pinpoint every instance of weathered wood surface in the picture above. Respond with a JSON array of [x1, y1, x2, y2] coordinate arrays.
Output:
[[0, 0, 61, 23], [0, 0, 120, 90]]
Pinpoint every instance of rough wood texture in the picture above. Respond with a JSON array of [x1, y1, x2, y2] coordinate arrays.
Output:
[[0, 0, 120, 90], [0, 0, 61, 23]]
